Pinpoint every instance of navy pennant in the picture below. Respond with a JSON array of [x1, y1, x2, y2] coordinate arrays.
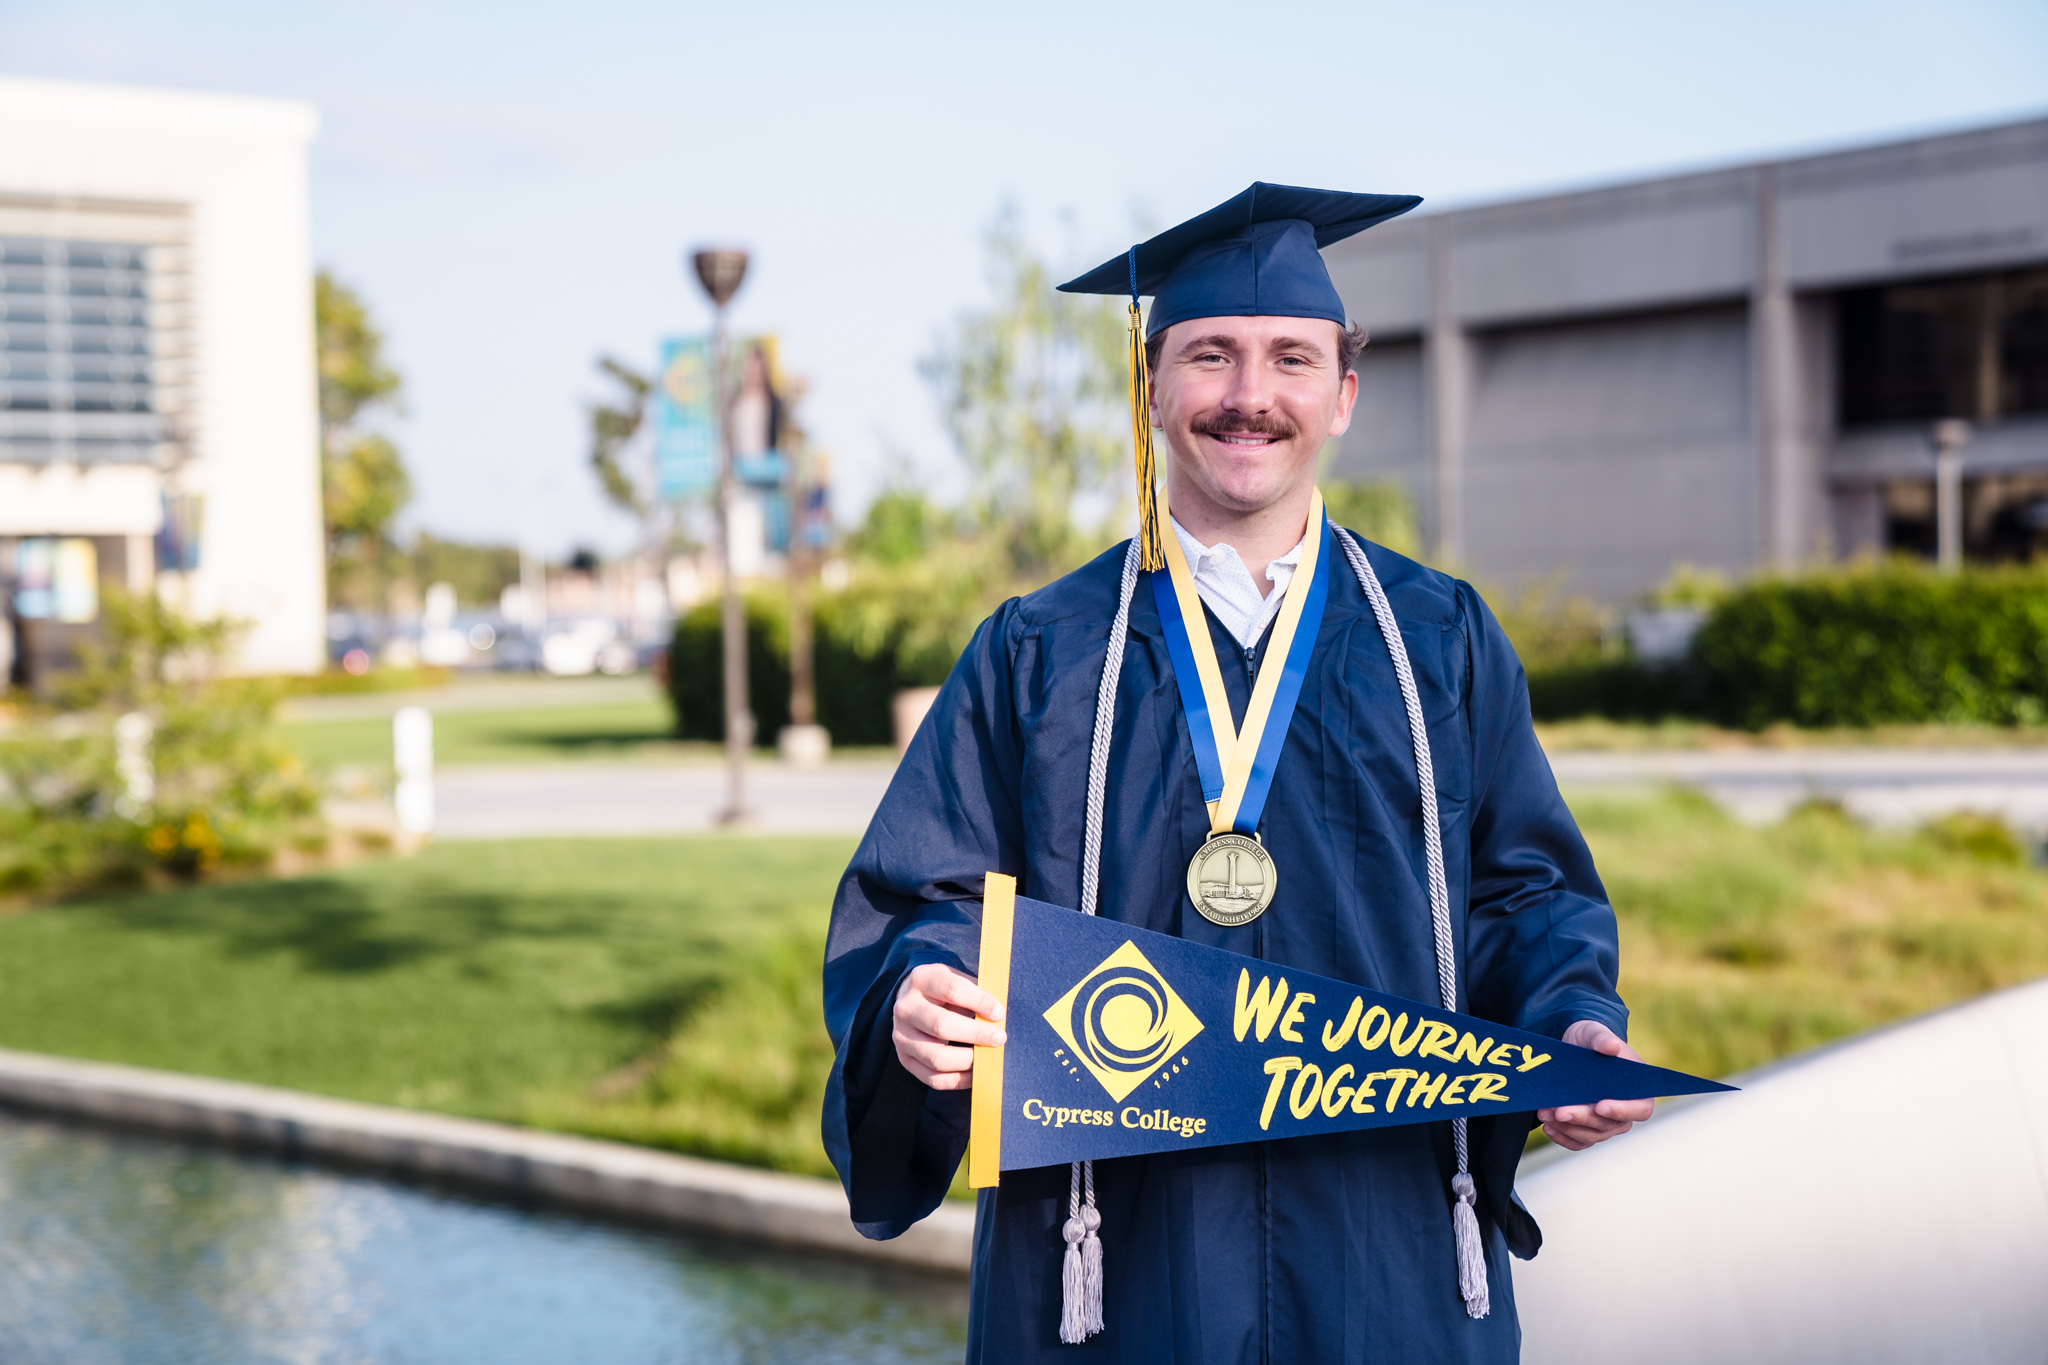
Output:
[[968, 876, 1733, 1184]]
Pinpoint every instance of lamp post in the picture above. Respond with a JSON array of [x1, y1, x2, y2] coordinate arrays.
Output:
[[692, 247, 751, 824], [1931, 418, 1971, 573]]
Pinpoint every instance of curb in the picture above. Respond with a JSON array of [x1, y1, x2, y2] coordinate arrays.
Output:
[[0, 1047, 972, 1275]]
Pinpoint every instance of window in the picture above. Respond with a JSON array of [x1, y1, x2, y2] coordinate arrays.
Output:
[[0, 235, 160, 463], [1838, 267, 2048, 429]]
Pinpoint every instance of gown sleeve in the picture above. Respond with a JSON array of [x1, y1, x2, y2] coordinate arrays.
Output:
[[820, 599, 1030, 1240], [1456, 582, 1631, 1044]]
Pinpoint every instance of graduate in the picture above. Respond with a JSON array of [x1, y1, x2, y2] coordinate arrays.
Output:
[[822, 184, 1652, 1362]]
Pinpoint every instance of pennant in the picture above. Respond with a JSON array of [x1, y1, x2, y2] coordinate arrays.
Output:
[[969, 875, 1732, 1184]]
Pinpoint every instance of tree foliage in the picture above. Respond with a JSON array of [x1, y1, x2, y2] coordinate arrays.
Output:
[[588, 355, 652, 517], [316, 272, 401, 435], [315, 272, 410, 604], [1321, 477, 1422, 561], [921, 213, 1130, 578]]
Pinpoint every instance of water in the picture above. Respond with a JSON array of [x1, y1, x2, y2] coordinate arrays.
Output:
[[0, 1110, 969, 1364]]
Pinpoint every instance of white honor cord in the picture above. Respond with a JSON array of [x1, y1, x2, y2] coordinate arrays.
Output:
[[1332, 526, 1487, 1319], [1060, 536, 1140, 1346], [1063, 532, 1486, 1343]]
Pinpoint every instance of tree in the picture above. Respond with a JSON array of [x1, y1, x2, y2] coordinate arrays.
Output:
[[315, 272, 410, 605], [921, 212, 1130, 579], [587, 355, 652, 518]]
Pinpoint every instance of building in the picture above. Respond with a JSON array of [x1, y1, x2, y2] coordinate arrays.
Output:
[[1325, 114, 2048, 600], [0, 77, 323, 683]]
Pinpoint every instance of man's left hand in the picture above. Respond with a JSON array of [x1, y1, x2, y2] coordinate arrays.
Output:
[[1536, 1020, 1654, 1150]]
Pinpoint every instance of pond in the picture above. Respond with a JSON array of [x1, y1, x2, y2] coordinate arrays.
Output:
[[0, 1109, 969, 1364]]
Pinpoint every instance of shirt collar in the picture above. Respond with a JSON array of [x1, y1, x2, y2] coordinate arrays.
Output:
[[1169, 518, 1308, 581]]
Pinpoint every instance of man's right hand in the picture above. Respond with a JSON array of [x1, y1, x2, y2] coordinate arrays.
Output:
[[893, 963, 1006, 1091]]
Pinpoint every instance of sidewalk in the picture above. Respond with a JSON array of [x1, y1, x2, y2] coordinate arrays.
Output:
[[431, 759, 899, 838], [414, 747, 2048, 838], [1547, 746, 2048, 828]]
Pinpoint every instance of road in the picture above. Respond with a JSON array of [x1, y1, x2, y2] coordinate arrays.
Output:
[[412, 747, 2048, 838]]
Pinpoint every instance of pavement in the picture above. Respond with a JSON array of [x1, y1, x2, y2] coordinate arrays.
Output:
[[432, 760, 900, 838], [414, 747, 2048, 839]]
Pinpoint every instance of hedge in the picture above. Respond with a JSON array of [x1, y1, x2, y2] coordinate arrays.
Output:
[[667, 591, 956, 748], [1524, 564, 2048, 729], [1691, 566, 2048, 728]]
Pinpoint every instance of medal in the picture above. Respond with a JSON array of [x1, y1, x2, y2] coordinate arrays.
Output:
[[1153, 491, 1332, 927], [1185, 832, 1275, 926]]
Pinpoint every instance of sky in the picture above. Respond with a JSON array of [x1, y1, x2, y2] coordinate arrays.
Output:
[[4, 0, 2047, 556]]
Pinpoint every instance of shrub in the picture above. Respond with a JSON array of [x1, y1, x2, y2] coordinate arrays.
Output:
[[1523, 562, 2048, 729], [0, 592, 324, 899], [1692, 564, 2048, 729], [667, 587, 969, 748], [669, 540, 1032, 747]]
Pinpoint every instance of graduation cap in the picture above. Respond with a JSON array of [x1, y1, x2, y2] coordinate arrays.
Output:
[[1058, 183, 1421, 570]]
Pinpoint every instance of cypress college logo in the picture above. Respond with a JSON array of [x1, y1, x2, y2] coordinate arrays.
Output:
[[1043, 941, 1205, 1101]]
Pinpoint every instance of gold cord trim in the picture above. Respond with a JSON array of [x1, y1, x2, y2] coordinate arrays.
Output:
[[1127, 303, 1163, 572]]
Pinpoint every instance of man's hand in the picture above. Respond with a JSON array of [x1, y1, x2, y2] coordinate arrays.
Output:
[[1537, 1020, 1655, 1151], [892, 963, 1006, 1091]]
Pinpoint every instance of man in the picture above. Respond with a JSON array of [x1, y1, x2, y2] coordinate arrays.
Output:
[[823, 184, 1650, 1362]]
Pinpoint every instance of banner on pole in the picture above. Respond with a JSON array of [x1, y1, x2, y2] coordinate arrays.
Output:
[[654, 336, 716, 500], [968, 874, 1732, 1186]]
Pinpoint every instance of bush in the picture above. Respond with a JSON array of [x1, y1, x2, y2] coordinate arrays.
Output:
[[666, 583, 974, 748], [0, 592, 324, 899], [669, 539, 1033, 747], [1524, 562, 2048, 730], [1691, 565, 2048, 729]]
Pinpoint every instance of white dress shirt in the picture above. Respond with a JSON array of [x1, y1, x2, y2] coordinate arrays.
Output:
[[1169, 517, 1308, 651]]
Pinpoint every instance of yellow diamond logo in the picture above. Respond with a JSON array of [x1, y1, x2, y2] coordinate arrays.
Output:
[[1043, 940, 1205, 1102]]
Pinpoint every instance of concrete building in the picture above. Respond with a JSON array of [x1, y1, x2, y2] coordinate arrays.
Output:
[[0, 77, 323, 682], [1325, 114, 2048, 600]]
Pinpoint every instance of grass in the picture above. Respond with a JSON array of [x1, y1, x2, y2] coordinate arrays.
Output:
[[278, 698, 690, 768], [1578, 789, 2048, 1078], [277, 699, 896, 769], [1, 791, 2044, 1185], [0, 836, 855, 1177]]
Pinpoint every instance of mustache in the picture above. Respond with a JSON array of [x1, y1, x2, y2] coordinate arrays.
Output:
[[1188, 413, 1299, 441]]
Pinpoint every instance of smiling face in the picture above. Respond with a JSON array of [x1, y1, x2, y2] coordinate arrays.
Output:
[[1149, 316, 1358, 525]]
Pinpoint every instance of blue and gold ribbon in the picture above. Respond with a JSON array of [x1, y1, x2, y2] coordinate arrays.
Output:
[[1150, 490, 1332, 835]]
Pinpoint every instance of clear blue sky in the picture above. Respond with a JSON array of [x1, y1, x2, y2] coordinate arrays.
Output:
[[5, 0, 2046, 555]]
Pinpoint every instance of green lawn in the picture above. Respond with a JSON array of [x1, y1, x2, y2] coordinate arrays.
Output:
[[2, 793, 2045, 1185], [279, 698, 695, 769], [0, 837, 855, 1175], [1577, 790, 2048, 1078]]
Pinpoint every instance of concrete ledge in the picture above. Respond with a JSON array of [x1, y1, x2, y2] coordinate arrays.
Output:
[[0, 1047, 973, 1275]]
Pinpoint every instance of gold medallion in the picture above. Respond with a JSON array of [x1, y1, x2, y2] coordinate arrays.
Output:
[[1185, 833, 1276, 927]]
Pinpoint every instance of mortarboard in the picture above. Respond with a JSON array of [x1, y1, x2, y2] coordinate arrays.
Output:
[[1057, 183, 1421, 570]]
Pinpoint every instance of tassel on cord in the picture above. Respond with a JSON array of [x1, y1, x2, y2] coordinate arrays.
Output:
[[1452, 1171, 1490, 1319], [1059, 1211, 1088, 1344], [1080, 1162, 1105, 1334], [1060, 1161, 1101, 1344]]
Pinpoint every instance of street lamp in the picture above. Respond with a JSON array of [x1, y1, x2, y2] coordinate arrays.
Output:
[[692, 246, 751, 824]]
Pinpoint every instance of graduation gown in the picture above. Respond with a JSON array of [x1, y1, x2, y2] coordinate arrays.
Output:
[[822, 533, 1627, 1363]]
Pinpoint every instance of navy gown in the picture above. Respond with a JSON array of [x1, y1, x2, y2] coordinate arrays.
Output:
[[822, 532, 1627, 1363]]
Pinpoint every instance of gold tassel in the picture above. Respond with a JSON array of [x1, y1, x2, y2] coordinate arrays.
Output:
[[1127, 301, 1163, 572]]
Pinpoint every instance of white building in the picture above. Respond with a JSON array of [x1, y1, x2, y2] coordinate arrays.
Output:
[[0, 77, 323, 682]]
